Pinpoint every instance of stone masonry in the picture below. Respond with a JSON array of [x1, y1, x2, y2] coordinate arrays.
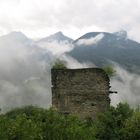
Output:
[[51, 68, 110, 119]]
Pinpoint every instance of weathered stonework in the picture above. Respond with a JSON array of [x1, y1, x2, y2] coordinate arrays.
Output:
[[51, 68, 110, 119]]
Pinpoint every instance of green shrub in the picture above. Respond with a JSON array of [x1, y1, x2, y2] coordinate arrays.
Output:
[[0, 114, 42, 140], [1, 106, 96, 140], [121, 111, 140, 140], [52, 60, 67, 69], [0, 104, 139, 140], [103, 65, 116, 77], [94, 103, 133, 140]]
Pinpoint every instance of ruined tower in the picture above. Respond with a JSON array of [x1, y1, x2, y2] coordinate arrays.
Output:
[[51, 68, 110, 119]]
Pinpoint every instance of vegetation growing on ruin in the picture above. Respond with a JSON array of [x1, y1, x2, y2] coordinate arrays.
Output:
[[52, 59, 67, 69], [103, 65, 116, 77], [0, 103, 139, 140]]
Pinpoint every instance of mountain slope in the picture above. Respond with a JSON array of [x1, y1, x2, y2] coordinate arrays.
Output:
[[68, 30, 140, 72]]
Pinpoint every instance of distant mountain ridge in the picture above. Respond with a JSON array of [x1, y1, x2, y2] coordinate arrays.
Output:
[[38, 31, 73, 43], [1, 30, 140, 73], [74, 30, 128, 43], [68, 30, 140, 73], [0, 31, 32, 43]]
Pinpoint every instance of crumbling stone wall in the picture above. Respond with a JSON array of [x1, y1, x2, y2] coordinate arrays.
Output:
[[51, 68, 110, 119]]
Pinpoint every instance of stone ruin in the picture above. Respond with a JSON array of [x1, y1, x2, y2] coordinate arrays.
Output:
[[51, 68, 111, 119]]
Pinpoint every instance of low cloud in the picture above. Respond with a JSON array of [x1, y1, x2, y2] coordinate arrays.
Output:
[[110, 64, 140, 107], [76, 33, 104, 46], [37, 41, 74, 56], [0, 33, 52, 112], [61, 54, 96, 69]]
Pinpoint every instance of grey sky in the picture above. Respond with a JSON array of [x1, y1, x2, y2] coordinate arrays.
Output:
[[0, 0, 140, 41]]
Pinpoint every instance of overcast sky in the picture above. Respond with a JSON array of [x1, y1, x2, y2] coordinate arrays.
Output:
[[0, 0, 140, 41]]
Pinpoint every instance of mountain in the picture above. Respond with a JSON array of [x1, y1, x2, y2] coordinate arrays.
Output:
[[68, 30, 140, 73], [0, 31, 51, 60], [0, 31, 43, 51], [2, 30, 140, 73], [38, 31, 73, 43], [0, 31, 33, 44]]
